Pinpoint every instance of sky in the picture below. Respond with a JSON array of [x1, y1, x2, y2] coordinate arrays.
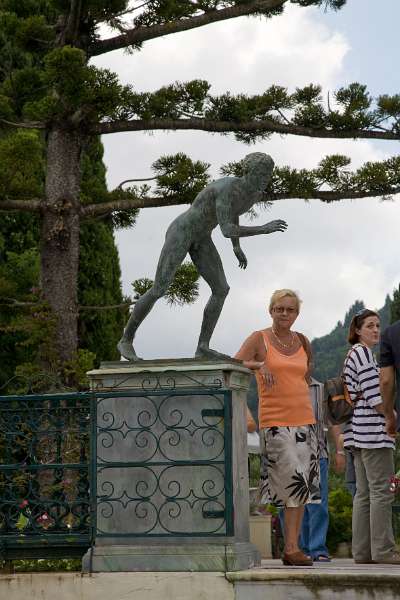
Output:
[[92, 0, 400, 359]]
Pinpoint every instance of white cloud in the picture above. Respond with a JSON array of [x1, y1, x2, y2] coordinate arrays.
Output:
[[92, 5, 400, 360], [94, 5, 349, 92]]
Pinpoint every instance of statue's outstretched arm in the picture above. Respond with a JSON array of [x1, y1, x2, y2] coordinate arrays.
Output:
[[216, 190, 287, 238]]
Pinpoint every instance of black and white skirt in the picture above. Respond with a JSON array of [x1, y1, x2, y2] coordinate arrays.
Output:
[[259, 424, 321, 508]]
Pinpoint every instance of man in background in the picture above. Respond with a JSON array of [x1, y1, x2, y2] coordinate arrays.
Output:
[[379, 320, 400, 436], [297, 379, 344, 562]]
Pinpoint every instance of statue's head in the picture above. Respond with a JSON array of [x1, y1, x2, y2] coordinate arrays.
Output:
[[242, 152, 274, 187]]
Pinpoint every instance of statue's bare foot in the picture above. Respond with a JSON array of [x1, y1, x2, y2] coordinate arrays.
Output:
[[195, 345, 232, 361], [117, 339, 143, 361]]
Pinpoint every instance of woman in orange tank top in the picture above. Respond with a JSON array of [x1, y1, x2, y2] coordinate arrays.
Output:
[[236, 289, 320, 567]]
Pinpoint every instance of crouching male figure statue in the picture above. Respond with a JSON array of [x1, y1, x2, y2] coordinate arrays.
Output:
[[118, 152, 287, 361]]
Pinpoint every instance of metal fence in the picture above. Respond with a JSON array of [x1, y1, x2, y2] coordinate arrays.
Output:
[[0, 380, 234, 560], [0, 391, 92, 560]]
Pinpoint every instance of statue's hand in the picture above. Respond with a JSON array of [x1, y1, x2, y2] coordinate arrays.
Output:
[[234, 248, 248, 269], [261, 219, 287, 234]]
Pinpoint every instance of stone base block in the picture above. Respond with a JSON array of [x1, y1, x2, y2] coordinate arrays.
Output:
[[82, 542, 260, 572]]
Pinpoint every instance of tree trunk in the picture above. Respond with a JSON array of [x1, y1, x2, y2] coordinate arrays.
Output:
[[41, 128, 82, 363]]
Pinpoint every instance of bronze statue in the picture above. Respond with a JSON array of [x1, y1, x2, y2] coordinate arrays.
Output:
[[118, 152, 287, 361]]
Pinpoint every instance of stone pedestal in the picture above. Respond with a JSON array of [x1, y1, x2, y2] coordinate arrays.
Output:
[[82, 358, 260, 572]]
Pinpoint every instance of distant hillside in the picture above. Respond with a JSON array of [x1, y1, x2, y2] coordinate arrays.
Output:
[[311, 295, 391, 382]]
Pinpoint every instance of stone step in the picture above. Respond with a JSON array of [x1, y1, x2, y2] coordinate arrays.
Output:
[[227, 559, 400, 600]]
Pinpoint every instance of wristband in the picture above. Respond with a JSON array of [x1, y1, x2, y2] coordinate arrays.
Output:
[[336, 450, 345, 456]]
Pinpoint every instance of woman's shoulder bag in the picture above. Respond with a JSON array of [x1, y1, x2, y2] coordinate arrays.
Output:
[[324, 348, 357, 425]]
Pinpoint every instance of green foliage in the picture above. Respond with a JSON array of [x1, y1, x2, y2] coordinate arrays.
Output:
[[91, 79, 400, 146], [0, 210, 41, 384], [120, 80, 211, 120], [165, 261, 199, 306], [153, 153, 210, 203], [11, 558, 81, 572], [0, 135, 128, 384], [122, 0, 343, 32], [221, 153, 400, 200], [78, 221, 128, 363], [292, 0, 346, 8], [62, 348, 96, 388], [132, 261, 200, 306], [0, 130, 44, 198], [132, 277, 153, 298], [391, 285, 400, 324], [22, 46, 132, 122], [248, 453, 261, 488], [326, 486, 353, 553], [78, 138, 128, 364]]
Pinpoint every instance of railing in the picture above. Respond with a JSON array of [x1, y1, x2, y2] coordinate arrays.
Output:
[[0, 391, 92, 560], [0, 377, 234, 560]]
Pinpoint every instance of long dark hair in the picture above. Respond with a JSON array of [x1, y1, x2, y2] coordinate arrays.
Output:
[[348, 309, 379, 344]]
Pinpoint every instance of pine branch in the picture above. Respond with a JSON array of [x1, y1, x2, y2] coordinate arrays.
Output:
[[81, 187, 400, 220], [0, 198, 42, 212], [0, 119, 46, 130], [89, 0, 287, 56], [271, 188, 400, 202], [93, 116, 400, 141], [0, 298, 39, 307], [81, 194, 188, 218], [1, 298, 133, 310], [117, 176, 158, 188], [78, 302, 131, 311]]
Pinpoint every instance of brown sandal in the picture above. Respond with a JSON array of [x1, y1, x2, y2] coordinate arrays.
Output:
[[282, 551, 313, 566]]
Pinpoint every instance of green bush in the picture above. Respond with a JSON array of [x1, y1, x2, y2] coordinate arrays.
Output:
[[327, 486, 353, 553]]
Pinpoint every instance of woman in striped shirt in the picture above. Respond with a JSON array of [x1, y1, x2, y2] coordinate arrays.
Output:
[[343, 309, 399, 564]]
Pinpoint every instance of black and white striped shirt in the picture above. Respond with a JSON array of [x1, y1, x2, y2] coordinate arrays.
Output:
[[343, 343, 394, 449]]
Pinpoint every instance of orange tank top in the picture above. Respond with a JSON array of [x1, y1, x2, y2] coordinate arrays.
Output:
[[256, 332, 315, 429]]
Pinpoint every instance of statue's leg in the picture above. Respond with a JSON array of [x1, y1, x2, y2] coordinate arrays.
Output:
[[189, 238, 231, 360], [118, 230, 189, 360]]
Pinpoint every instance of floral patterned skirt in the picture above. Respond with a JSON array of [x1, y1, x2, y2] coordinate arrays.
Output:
[[259, 424, 321, 508]]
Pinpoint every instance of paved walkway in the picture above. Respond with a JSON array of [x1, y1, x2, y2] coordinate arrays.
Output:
[[256, 557, 400, 574], [227, 559, 400, 600]]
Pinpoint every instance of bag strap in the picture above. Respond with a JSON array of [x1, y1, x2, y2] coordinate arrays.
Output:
[[297, 332, 312, 384], [297, 332, 311, 364], [342, 346, 362, 402], [260, 330, 268, 355]]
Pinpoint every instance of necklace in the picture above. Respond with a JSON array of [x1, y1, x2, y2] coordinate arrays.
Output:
[[271, 327, 295, 349]]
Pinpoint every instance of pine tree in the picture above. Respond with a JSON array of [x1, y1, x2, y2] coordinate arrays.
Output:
[[391, 285, 400, 324], [0, 135, 128, 386], [0, 1, 399, 362]]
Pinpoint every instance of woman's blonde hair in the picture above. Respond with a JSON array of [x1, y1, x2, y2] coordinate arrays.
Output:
[[269, 289, 301, 313]]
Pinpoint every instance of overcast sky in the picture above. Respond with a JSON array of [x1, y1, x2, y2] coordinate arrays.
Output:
[[93, 0, 400, 359]]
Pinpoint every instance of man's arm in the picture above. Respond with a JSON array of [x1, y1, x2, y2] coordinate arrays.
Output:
[[215, 188, 287, 238], [380, 366, 396, 410], [379, 327, 397, 436], [380, 367, 397, 436]]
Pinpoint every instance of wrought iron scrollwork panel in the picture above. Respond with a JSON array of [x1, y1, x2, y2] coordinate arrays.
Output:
[[96, 464, 226, 536], [94, 388, 233, 538], [96, 393, 225, 464]]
